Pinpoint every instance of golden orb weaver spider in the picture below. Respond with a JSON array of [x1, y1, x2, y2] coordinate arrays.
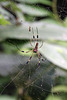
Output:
[[21, 27, 45, 66], [8, 27, 45, 66]]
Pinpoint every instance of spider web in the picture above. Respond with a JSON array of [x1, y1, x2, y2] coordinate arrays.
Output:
[[0, 54, 56, 99], [0, 0, 67, 100], [57, 0, 67, 19], [0, 41, 64, 100]]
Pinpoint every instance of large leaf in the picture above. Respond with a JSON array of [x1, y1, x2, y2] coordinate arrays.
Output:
[[18, 4, 51, 16], [17, 0, 52, 6], [21, 42, 67, 70], [39, 42, 67, 70], [0, 22, 67, 41], [0, 7, 11, 17]]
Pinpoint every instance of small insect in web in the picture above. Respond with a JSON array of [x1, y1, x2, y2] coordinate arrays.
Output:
[[21, 27, 45, 66]]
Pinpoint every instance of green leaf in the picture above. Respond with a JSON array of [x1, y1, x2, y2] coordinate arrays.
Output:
[[0, 76, 10, 85], [17, 0, 52, 6], [18, 48, 34, 56], [6, 39, 66, 70], [0, 14, 10, 25], [39, 42, 67, 70], [18, 4, 51, 16], [0, 22, 67, 41], [40, 19, 62, 25], [0, 7, 11, 17], [64, 17, 67, 27], [0, 0, 8, 2], [22, 42, 67, 70], [0, 96, 16, 100], [46, 95, 62, 100], [7, 2, 21, 12], [52, 85, 67, 93]]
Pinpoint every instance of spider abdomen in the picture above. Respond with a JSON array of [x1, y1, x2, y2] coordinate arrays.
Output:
[[33, 43, 38, 53], [33, 48, 38, 53]]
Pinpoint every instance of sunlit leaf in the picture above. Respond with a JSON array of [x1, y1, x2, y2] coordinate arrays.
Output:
[[0, 14, 10, 25], [52, 85, 67, 93], [46, 95, 62, 100], [18, 48, 34, 56]]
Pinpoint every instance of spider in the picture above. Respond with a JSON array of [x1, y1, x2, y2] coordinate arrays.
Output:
[[8, 27, 45, 66], [21, 27, 45, 66]]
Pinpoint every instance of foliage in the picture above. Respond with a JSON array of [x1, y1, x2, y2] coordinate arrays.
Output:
[[0, 0, 67, 100], [0, 96, 15, 100], [0, 0, 61, 24], [46, 85, 67, 100], [0, 14, 10, 25]]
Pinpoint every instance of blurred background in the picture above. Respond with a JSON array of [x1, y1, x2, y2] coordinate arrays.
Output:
[[0, 0, 67, 100]]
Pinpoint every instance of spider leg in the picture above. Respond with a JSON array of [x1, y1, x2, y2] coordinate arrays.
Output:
[[26, 50, 33, 53], [36, 27, 39, 42], [22, 50, 33, 53], [29, 27, 34, 48], [40, 53, 46, 62], [41, 57, 46, 62], [26, 53, 33, 64], [37, 52, 46, 63], [38, 56, 41, 67], [32, 27, 35, 46], [39, 41, 43, 49], [37, 51, 41, 67], [30, 39, 34, 48], [36, 27, 43, 49]]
